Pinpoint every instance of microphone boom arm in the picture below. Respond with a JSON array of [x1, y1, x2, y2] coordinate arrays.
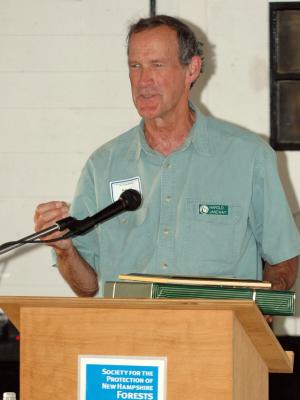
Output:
[[0, 217, 76, 255]]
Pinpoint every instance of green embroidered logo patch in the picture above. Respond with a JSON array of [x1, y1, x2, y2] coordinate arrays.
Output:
[[199, 204, 229, 215]]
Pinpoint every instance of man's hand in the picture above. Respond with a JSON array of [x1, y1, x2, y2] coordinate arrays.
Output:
[[263, 256, 298, 324], [34, 201, 73, 252], [263, 256, 298, 291], [34, 200, 99, 297]]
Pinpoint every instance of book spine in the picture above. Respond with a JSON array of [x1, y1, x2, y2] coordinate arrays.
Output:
[[154, 284, 295, 316], [104, 282, 295, 315], [104, 282, 154, 298]]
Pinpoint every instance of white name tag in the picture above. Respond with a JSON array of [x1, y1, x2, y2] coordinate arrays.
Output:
[[110, 176, 142, 202]]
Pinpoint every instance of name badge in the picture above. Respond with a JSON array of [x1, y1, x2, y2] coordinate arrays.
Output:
[[199, 204, 229, 215], [110, 176, 142, 202]]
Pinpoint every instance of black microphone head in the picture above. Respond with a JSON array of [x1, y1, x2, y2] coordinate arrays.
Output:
[[120, 189, 142, 211]]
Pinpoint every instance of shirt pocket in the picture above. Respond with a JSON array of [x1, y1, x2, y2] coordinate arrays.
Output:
[[183, 199, 241, 264], [117, 206, 148, 228], [116, 206, 150, 251], [99, 205, 153, 273], [117, 206, 154, 270]]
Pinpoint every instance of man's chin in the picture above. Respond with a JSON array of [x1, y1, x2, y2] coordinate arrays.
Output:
[[136, 105, 160, 120], [134, 98, 161, 118]]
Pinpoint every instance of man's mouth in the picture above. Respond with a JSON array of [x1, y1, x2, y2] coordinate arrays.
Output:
[[138, 93, 159, 100]]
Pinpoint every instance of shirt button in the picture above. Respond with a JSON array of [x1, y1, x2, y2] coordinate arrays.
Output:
[[164, 161, 171, 168], [165, 195, 171, 202], [162, 263, 168, 269], [120, 218, 128, 224], [163, 228, 170, 235]]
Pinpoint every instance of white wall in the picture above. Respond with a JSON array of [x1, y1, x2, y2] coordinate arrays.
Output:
[[0, 0, 147, 296], [0, 0, 299, 334]]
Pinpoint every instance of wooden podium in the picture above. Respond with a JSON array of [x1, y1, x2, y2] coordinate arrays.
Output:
[[0, 296, 293, 400]]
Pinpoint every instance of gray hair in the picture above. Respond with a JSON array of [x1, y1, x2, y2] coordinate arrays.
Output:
[[127, 15, 204, 83]]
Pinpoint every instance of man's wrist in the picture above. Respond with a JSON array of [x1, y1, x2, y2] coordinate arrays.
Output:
[[55, 243, 76, 259]]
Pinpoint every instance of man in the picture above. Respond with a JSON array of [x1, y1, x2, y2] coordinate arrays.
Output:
[[34, 15, 300, 297]]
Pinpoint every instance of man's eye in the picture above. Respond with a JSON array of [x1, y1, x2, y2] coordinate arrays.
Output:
[[154, 63, 163, 67], [130, 63, 140, 68]]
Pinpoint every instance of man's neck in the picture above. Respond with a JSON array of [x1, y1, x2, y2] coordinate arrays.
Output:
[[144, 106, 196, 157]]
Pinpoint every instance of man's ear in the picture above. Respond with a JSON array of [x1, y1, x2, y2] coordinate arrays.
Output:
[[186, 56, 202, 87]]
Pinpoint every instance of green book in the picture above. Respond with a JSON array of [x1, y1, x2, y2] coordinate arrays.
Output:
[[104, 281, 296, 316]]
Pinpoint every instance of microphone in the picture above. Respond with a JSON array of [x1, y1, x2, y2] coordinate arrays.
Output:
[[62, 188, 142, 238], [0, 189, 142, 255]]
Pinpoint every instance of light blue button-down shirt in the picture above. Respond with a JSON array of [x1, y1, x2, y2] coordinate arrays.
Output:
[[70, 106, 300, 295]]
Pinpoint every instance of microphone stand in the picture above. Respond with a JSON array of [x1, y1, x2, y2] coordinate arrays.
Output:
[[0, 217, 76, 256]]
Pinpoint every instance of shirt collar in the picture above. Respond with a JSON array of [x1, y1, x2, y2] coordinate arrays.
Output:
[[190, 104, 213, 157], [128, 102, 213, 161]]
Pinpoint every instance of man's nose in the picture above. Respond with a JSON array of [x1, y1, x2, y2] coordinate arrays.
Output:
[[138, 67, 153, 85]]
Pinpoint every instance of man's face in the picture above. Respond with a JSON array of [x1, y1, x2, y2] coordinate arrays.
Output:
[[128, 26, 191, 121]]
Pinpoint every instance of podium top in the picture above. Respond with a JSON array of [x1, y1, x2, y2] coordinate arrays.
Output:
[[0, 296, 293, 373]]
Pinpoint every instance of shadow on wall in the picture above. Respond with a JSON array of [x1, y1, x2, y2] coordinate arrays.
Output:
[[181, 19, 216, 116], [277, 152, 300, 213]]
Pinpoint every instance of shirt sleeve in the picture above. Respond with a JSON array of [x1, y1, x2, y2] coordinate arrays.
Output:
[[249, 143, 300, 265]]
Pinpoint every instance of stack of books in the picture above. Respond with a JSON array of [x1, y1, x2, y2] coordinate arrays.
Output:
[[104, 273, 295, 316]]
